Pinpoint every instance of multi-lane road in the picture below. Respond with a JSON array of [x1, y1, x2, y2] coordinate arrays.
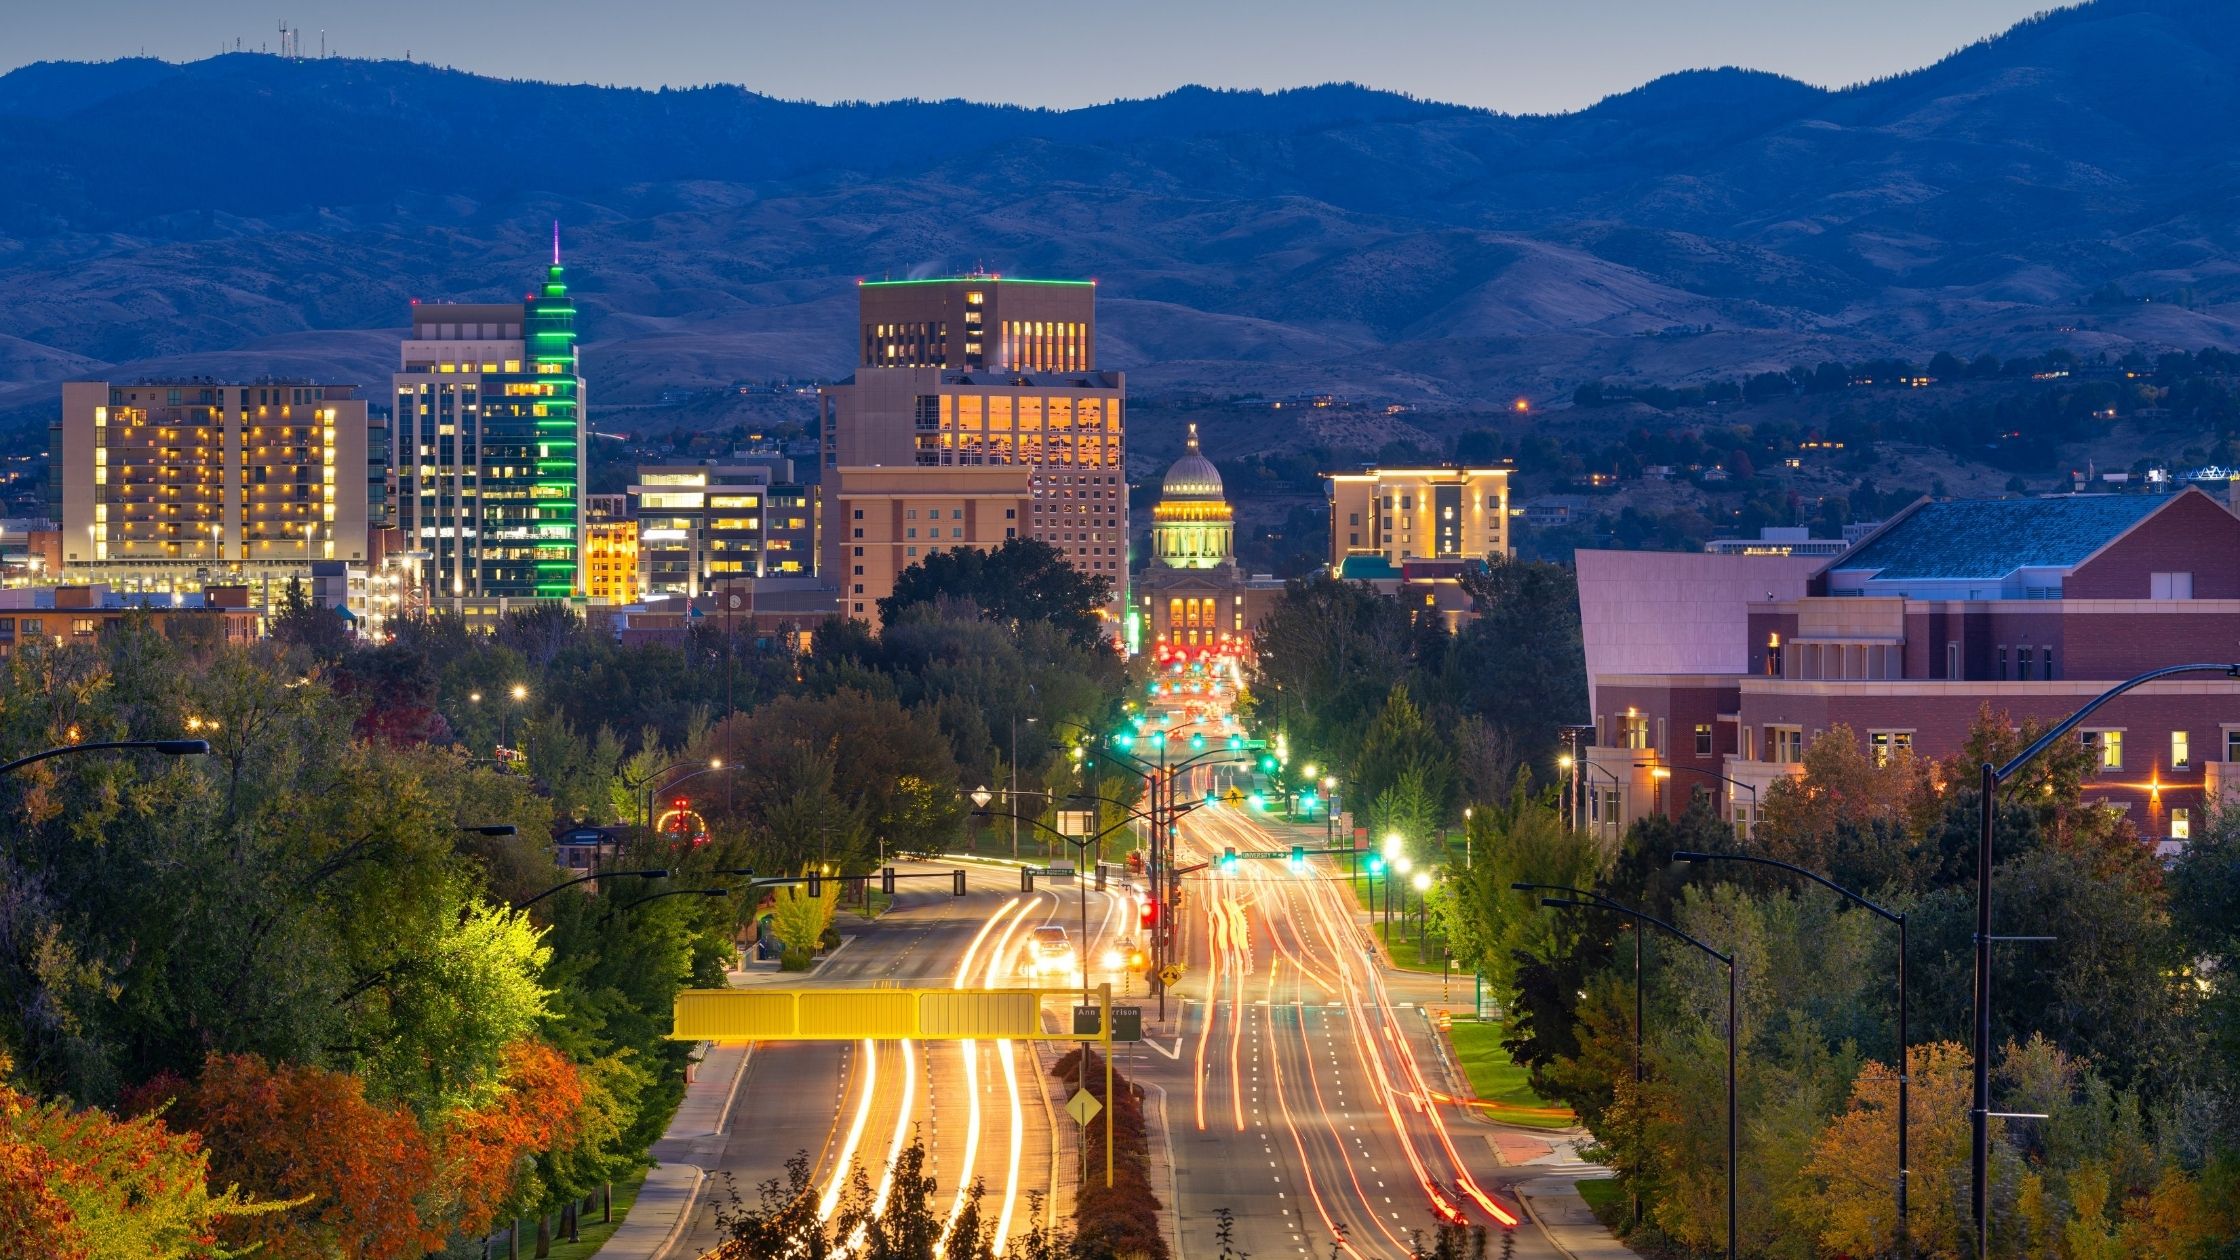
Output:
[[673, 692, 1576, 1258]]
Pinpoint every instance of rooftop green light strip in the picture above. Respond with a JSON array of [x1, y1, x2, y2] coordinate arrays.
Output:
[[858, 277, 1094, 287]]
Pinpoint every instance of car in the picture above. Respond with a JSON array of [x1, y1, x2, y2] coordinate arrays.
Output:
[[1021, 925, 1076, 977]]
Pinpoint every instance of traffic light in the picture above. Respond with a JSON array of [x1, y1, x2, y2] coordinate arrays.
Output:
[[805, 870, 822, 897], [881, 866, 897, 896], [1367, 854, 1387, 875], [952, 870, 966, 897], [1126, 947, 1149, 973], [1140, 899, 1159, 929], [1226, 734, 1243, 750], [1259, 755, 1277, 772], [1247, 793, 1266, 811], [1291, 844, 1305, 864], [1204, 790, 1218, 807], [1220, 847, 1238, 873]]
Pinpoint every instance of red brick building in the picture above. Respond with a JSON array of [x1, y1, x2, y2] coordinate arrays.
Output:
[[1585, 489, 2240, 849]]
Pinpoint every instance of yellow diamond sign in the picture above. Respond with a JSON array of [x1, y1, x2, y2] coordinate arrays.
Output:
[[1159, 963, 1186, 988], [1065, 1088, 1103, 1127]]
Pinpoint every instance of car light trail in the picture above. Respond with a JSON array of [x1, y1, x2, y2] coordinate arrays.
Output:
[[820, 1037, 880, 1220], [982, 897, 1043, 1254], [939, 895, 1025, 1249]]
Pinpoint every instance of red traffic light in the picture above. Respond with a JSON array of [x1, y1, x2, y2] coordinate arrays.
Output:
[[1139, 899, 1159, 929]]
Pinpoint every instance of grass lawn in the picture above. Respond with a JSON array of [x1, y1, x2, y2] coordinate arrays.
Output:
[[531, 1173, 648, 1260], [1445, 1019, 1576, 1131], [1575, 1177, 1626, 1225]]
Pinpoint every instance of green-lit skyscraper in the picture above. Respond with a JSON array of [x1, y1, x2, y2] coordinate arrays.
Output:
[[392, 226, 588, 602]]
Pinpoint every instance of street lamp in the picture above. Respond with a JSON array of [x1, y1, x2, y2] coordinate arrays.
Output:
[[0, 737, 209, 777], [513, 868, 670, 911], [1677, 850, 1909, 1255], [503, 683, 528, 751], [1528, 888, 1738, 1260], [1961, 660, 2240, 1254]]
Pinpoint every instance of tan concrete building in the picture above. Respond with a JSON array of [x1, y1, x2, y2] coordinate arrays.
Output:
[[58, 380, 369, 589], [821, 275, 1126, 630], [1325, 466, 1512, 571], [827, 466, 1031, 629], [855, 276, 1096, 374]]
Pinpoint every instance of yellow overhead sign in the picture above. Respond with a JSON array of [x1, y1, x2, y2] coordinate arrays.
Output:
[[673, 987, 1062, 1042]]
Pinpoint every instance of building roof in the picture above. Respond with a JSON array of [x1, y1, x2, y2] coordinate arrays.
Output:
[[1335, 555, 1401, 581], [1161, 423, 1225, 501], [1829, 495, 2170, 581]]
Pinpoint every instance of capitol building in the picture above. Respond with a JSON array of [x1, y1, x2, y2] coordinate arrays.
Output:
[[1133, 424, 1284, 656]]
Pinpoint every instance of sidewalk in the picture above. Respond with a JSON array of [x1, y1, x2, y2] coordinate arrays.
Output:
[[589, 1041, 750, 1260], [590, 935, 858, 1260]]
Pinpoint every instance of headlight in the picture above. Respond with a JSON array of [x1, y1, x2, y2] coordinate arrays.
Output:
[[1101, 949, 1124, 970]]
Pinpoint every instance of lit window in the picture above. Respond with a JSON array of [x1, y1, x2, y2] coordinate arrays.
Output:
[[2079, 730, 2123, 770], [2172, 730, 2190, 768], [2171, 808, 2191, 841]]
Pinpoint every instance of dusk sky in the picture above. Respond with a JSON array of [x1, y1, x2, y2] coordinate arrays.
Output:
[[13, 0, 2066, 114]]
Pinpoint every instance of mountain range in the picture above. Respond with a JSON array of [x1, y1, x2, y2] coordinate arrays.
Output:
[[1, 0, 2237, 444]]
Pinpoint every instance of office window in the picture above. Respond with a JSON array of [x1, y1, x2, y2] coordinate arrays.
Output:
[[1770, 727, 1804, 763], [2227, 727, 2240, 763], [1997, 645, 2008, 679], [2172, 730, 2190, 768], [2042, 646, 2055, 680], [2079, 729, 2123, 770], [1694, 723, 1713, 757], [2171, 808, 2191, 841], [1869, 730, 1913, 766], [1619, 714, 1649, 750], [852, 509, 863, 520], [1765, 632, 1784, 677], [2151, 571, 2194, 599], [2017, 646, 2033, 679], [1946, 641, 1961, 679]]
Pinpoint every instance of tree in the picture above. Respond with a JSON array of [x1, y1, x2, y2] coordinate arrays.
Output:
[[1448, 558, 1588, 777], [3, 1051, 268, 1260], [1352, 682, 1452, 822], [769, 872, 841, 970], [1801, 1042, 1974, 1257], [435, 1039, 587, 1240], [137, 1052, 443, 1260], [878, 537, 1111, 650]]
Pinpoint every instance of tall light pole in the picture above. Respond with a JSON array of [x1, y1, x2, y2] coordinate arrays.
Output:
[[1531, 888, 1737, 1260], [1677, 851, 1908, 1254], [1963, 661, 2238, 1255], [1516, 881, 1648, 1228]]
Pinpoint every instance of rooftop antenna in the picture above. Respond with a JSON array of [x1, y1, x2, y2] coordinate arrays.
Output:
[[277, 21, 286, 57], [552, 219, 562, 266]]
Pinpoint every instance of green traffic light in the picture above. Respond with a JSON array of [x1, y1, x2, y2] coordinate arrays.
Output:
[[1368, 855, 1387, 874]]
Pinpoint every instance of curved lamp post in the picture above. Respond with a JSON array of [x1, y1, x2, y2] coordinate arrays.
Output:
[[1677, 850, 1907, 1254], [1636, 762, 1759, 837], [1964, 661, 2240, 1253], [1, 737, 210, 777], [1523, 885, 1737, 1260]]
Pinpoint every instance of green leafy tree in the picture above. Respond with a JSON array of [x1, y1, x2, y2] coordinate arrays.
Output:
[[878, 537, 1111, 650]]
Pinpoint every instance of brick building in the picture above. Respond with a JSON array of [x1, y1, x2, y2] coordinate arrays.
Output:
[[1583, 490, 2240, 848]]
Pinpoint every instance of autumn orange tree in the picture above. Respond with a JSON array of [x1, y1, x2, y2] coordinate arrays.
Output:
[[3, 1052, 271, 1259], [133, 1052, 443, 1260]]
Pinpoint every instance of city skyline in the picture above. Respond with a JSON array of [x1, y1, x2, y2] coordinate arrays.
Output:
[[12, 0, 2061, 114]]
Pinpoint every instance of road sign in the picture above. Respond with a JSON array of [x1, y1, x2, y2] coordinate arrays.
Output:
[[1073, 1004, 1103, 1036], [1111, 1005, 1143, 1042], [1222, 786, 1245, 806], [1159, 963, 1185, 987], [1028, 865, 1075, 880], [1057, 810, 1096, 837], [1065, 1089, 1103, 1127]]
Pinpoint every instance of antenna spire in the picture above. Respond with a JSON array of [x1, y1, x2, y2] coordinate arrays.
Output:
[[552, 220, 562, 267]]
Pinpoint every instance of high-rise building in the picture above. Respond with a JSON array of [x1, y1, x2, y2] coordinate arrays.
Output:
[[391, 236, 586, 601], [820, 274, 1125, 628], [630, 460, 822, 596], [56, 380, 370, 588], [855, 276, 1096, 373]]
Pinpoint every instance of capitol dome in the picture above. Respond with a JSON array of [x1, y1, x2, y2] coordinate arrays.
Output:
[[1161, 424, 1225, 500]]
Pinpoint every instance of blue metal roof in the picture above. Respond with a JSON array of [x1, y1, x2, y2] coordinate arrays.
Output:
[[1832, 495, 2167, 581]]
